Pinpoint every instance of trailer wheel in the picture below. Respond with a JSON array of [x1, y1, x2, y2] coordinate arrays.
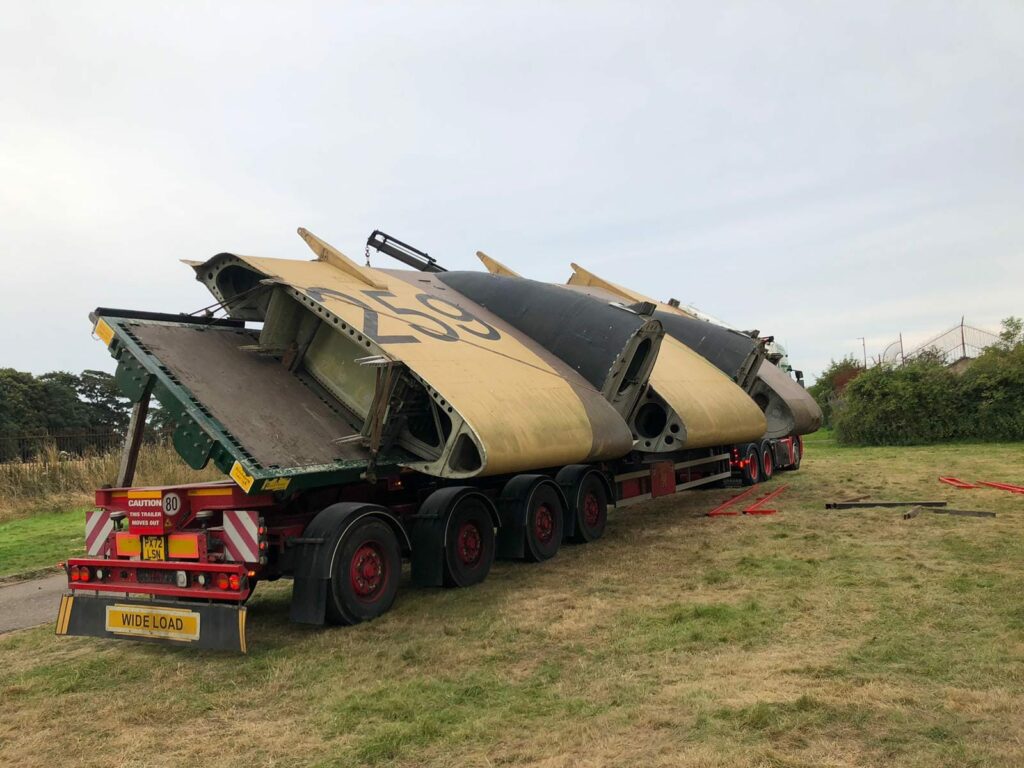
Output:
[[524, 482, 564, 561], [576, 477, 608, 542], [556, 467, 609, 543], [740, 443, 760, 486], [759, 440, 775, 481], [443, 495, 496, 588], [496, 475, 565, 561], [326, 517, 401, 626], [790, 437, 802, 470]]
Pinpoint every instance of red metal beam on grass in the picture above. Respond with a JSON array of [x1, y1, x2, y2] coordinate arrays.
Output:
[[977, 481, 1024, 494], [939, 477, 979, 489], [706, 486, 758, 517], [744, 484, 789, 515]]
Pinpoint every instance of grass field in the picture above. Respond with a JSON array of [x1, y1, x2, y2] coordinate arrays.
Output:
[[1, 437, 1023, 767], [0, 507, 85, 579]]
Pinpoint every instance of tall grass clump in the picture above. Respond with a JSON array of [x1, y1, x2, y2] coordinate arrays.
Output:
[[0, 441, 222, 521]]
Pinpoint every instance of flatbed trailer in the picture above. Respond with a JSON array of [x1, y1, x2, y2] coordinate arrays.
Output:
[[58, 295, 803, 652], [58, 437, 799, 652]]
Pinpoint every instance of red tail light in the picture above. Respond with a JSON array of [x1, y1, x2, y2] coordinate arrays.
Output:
[[78, 567, 91, 583], [215, 573, 229, 590], [229, 574, 241, 591], [70, 566, 80, 582]]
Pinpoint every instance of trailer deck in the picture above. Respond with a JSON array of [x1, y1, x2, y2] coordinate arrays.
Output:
[[129, 322, 366, 468], [95, 309, 406, 494]]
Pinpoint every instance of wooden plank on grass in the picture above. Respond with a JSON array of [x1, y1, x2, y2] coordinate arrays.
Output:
[[929, 508, 996, 518], [825, 501, 948, 509]]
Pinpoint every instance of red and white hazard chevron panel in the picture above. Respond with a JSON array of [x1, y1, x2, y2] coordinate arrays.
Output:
[[222, 510, 260, 564], [85, 510, 114, 557]]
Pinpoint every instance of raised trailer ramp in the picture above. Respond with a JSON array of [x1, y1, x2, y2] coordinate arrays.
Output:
[[93, 308, 393, 495]]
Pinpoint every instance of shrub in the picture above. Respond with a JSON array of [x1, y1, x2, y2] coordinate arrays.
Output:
[[808, 357, 864, 427], [834, 317, 1024, 445]]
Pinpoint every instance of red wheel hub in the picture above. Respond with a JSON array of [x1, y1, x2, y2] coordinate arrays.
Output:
[[764, 451, 772, 474], [457, 522, 482, 566], [349, 542, 386, 600], [533, 503, 554, 544], [582, 492, 601, 528]]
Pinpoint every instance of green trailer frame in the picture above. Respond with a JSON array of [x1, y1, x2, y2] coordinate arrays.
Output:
[[93, 308, 407, 496]]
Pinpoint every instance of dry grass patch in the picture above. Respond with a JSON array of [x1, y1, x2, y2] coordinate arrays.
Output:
[[0, 442, 221, 523], [1, 439, 1024, 767]]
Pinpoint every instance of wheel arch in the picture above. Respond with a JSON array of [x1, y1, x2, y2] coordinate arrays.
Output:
[[289, 502, 408, 625], [411, 486, 499, 587], [556, 464, 613, 509], [496, 474, 567, 560], [498, 474, 568, 529], [417, 486, 500, 538]]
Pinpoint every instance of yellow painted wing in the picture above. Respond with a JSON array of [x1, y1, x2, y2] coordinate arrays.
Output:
[[567, 263, 695, 318], [200, 250, 631, 477], [649, 337, 767, 448]]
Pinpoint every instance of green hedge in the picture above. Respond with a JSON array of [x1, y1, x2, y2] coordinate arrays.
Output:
[[834, 330, 1024, 445], [807, 357, 864, 428]]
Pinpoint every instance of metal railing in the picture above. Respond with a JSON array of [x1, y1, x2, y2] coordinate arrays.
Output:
[[879, 319, 1000, 367], [0, 430, 171, 464]]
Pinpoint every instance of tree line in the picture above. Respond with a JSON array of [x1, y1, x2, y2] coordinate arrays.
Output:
[[0, 369, 169, 462], [809, 317, 1024, 445]]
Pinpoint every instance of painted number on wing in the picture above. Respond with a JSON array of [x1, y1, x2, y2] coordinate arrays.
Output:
[[306, 287, 500, 345]]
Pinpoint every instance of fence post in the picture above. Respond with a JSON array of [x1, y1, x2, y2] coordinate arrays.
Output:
[[116, 384, 153, 487]]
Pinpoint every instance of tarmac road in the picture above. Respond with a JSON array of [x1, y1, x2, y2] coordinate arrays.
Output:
[[0, 573, 66, 634]]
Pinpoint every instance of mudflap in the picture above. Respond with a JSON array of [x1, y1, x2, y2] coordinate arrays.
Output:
[[55, 593, 248, 653], [410, 515, 446, 587]]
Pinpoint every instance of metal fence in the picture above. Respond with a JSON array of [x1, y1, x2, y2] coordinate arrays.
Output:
[[880, 335, 906, 366], [880, 320, 1000, 367], [0, 430, 176, 464]]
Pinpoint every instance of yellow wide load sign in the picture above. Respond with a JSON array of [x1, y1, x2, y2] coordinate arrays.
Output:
[[105, 604, 200, 642], [57, 594, 248, 652]]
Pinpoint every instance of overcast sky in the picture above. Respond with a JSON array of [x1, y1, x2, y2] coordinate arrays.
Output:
[[2, 2, 1021, 382]]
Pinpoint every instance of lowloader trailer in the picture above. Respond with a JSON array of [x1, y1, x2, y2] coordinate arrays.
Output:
[[58, 429, 800, 652], [57, 233, 807, 653]]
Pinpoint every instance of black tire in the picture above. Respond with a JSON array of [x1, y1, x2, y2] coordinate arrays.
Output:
[[443, 495, 496, 588], [570, 471, 609, 543], [791, 437, 802, 470], [760, 440, 775, 481], [740, 443, 761, 486], [325, 517, 401, 626], [523, 482, 564, 562]]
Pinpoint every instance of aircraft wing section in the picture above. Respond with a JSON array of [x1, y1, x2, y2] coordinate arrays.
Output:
[[568, 263, 695, 318], [566, 264, 821, 437], [476, 251, 521, 277], [640, 337, 767, 450], [194, 243, 632, 478], [751, 359, 823, 438]]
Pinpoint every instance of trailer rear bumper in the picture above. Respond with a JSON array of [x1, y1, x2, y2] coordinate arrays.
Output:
[[55, 593, 248, 653]]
